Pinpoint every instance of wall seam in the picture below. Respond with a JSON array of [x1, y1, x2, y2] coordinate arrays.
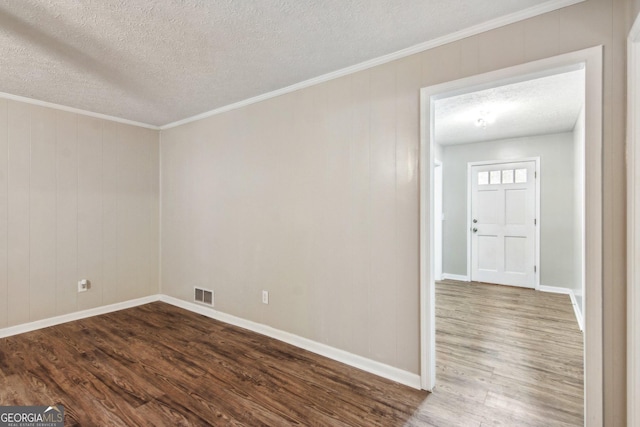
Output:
[[5, 102, 8, 327], [27, 105, 31, 322], [75, 114, 79, 311], [54, 112, 58, 316], [366, 70, 372, 359], [158, 130, 162, 295], [393, 63, 399, 368], [100, 121, 105, 306], [115, 126, 119, 303]]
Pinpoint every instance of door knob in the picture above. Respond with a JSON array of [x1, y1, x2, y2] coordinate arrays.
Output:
[[473, 228, 478, 233]]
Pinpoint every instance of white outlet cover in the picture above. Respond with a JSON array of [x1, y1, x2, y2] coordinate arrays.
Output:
[[78, 279, 89, 292], [262, 290, 269, 304]]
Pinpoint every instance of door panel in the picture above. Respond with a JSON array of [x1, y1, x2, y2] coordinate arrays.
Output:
[[477, 190, 500, 224], [477, 235, 498, 271], [504, 236, 527, 273], [505, 189, 527, 225], [471, 161, 536, 288]]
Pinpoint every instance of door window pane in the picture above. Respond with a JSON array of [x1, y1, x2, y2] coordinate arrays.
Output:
[[515, 168, 527, 183], [502, 169, 514, 184], [478, 171, 489, 185], [490, 170, 501, 184]]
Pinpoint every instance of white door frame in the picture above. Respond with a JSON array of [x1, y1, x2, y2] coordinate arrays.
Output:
[[434, 160, 443, 281], [419, 46, 603, 426], [627, 15, 640, 427], [466, 158, 541, 289]]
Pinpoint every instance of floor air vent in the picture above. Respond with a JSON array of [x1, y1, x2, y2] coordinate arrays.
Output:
[[194, 287, 214, 306]]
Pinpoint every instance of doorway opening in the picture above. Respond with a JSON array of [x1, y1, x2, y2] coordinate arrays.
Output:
[[420, 46, 603, 425]]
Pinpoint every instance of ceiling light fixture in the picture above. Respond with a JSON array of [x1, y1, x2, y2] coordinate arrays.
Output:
[[475, 110, 495, 129]]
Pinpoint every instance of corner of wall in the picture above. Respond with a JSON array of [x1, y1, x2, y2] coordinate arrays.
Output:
[[158, 129, 163, 295]]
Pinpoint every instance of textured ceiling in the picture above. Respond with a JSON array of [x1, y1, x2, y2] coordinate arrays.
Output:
[[0, 0, 559, 127], [434, 69, 585, 146]]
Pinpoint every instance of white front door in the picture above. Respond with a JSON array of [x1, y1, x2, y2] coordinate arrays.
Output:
[[470, 160, 537, 288]]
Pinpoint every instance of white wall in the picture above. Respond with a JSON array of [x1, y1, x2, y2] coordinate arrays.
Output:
[[0, 99, 159, 328], [433, 142, 444, 163], [441, 133, 577, 290]]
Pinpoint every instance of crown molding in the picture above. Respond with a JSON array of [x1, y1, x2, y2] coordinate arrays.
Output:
[[160, 0, 584, 130], [0, 91, 160, 130], [0, 0, 583, 131]]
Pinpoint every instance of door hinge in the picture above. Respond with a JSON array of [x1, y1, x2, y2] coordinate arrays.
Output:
[[535, 171, 537, 178], [534, 218, 537, 225], [534, 265, 537, 273]]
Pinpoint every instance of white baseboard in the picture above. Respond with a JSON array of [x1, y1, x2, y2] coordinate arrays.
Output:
[[0, 295, 161, 339], [538, 285, 584, 331], [538, 285, 572, 294], [159, 295, 422, 390], [0, 293, 421, 390], [441, 273, 470, 282], [569, 292, 584, 332]]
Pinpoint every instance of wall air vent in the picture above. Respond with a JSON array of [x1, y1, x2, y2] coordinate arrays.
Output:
[[194, 287, 214, 306]]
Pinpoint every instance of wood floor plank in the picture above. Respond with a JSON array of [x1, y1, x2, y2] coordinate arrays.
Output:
[[0, 280, 583, 425]]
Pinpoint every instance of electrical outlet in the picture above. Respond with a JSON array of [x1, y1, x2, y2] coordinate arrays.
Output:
[[262, 290, 269, 304], [78, 279, 90, 293]]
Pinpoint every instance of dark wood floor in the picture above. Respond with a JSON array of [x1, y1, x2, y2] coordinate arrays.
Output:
[[0, 281, 583, 426]]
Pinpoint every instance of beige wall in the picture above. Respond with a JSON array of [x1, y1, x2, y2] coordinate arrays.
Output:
[[161, 0, 627, 423], [629, 0, 640, 29], [0, 99, 159, 328]]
